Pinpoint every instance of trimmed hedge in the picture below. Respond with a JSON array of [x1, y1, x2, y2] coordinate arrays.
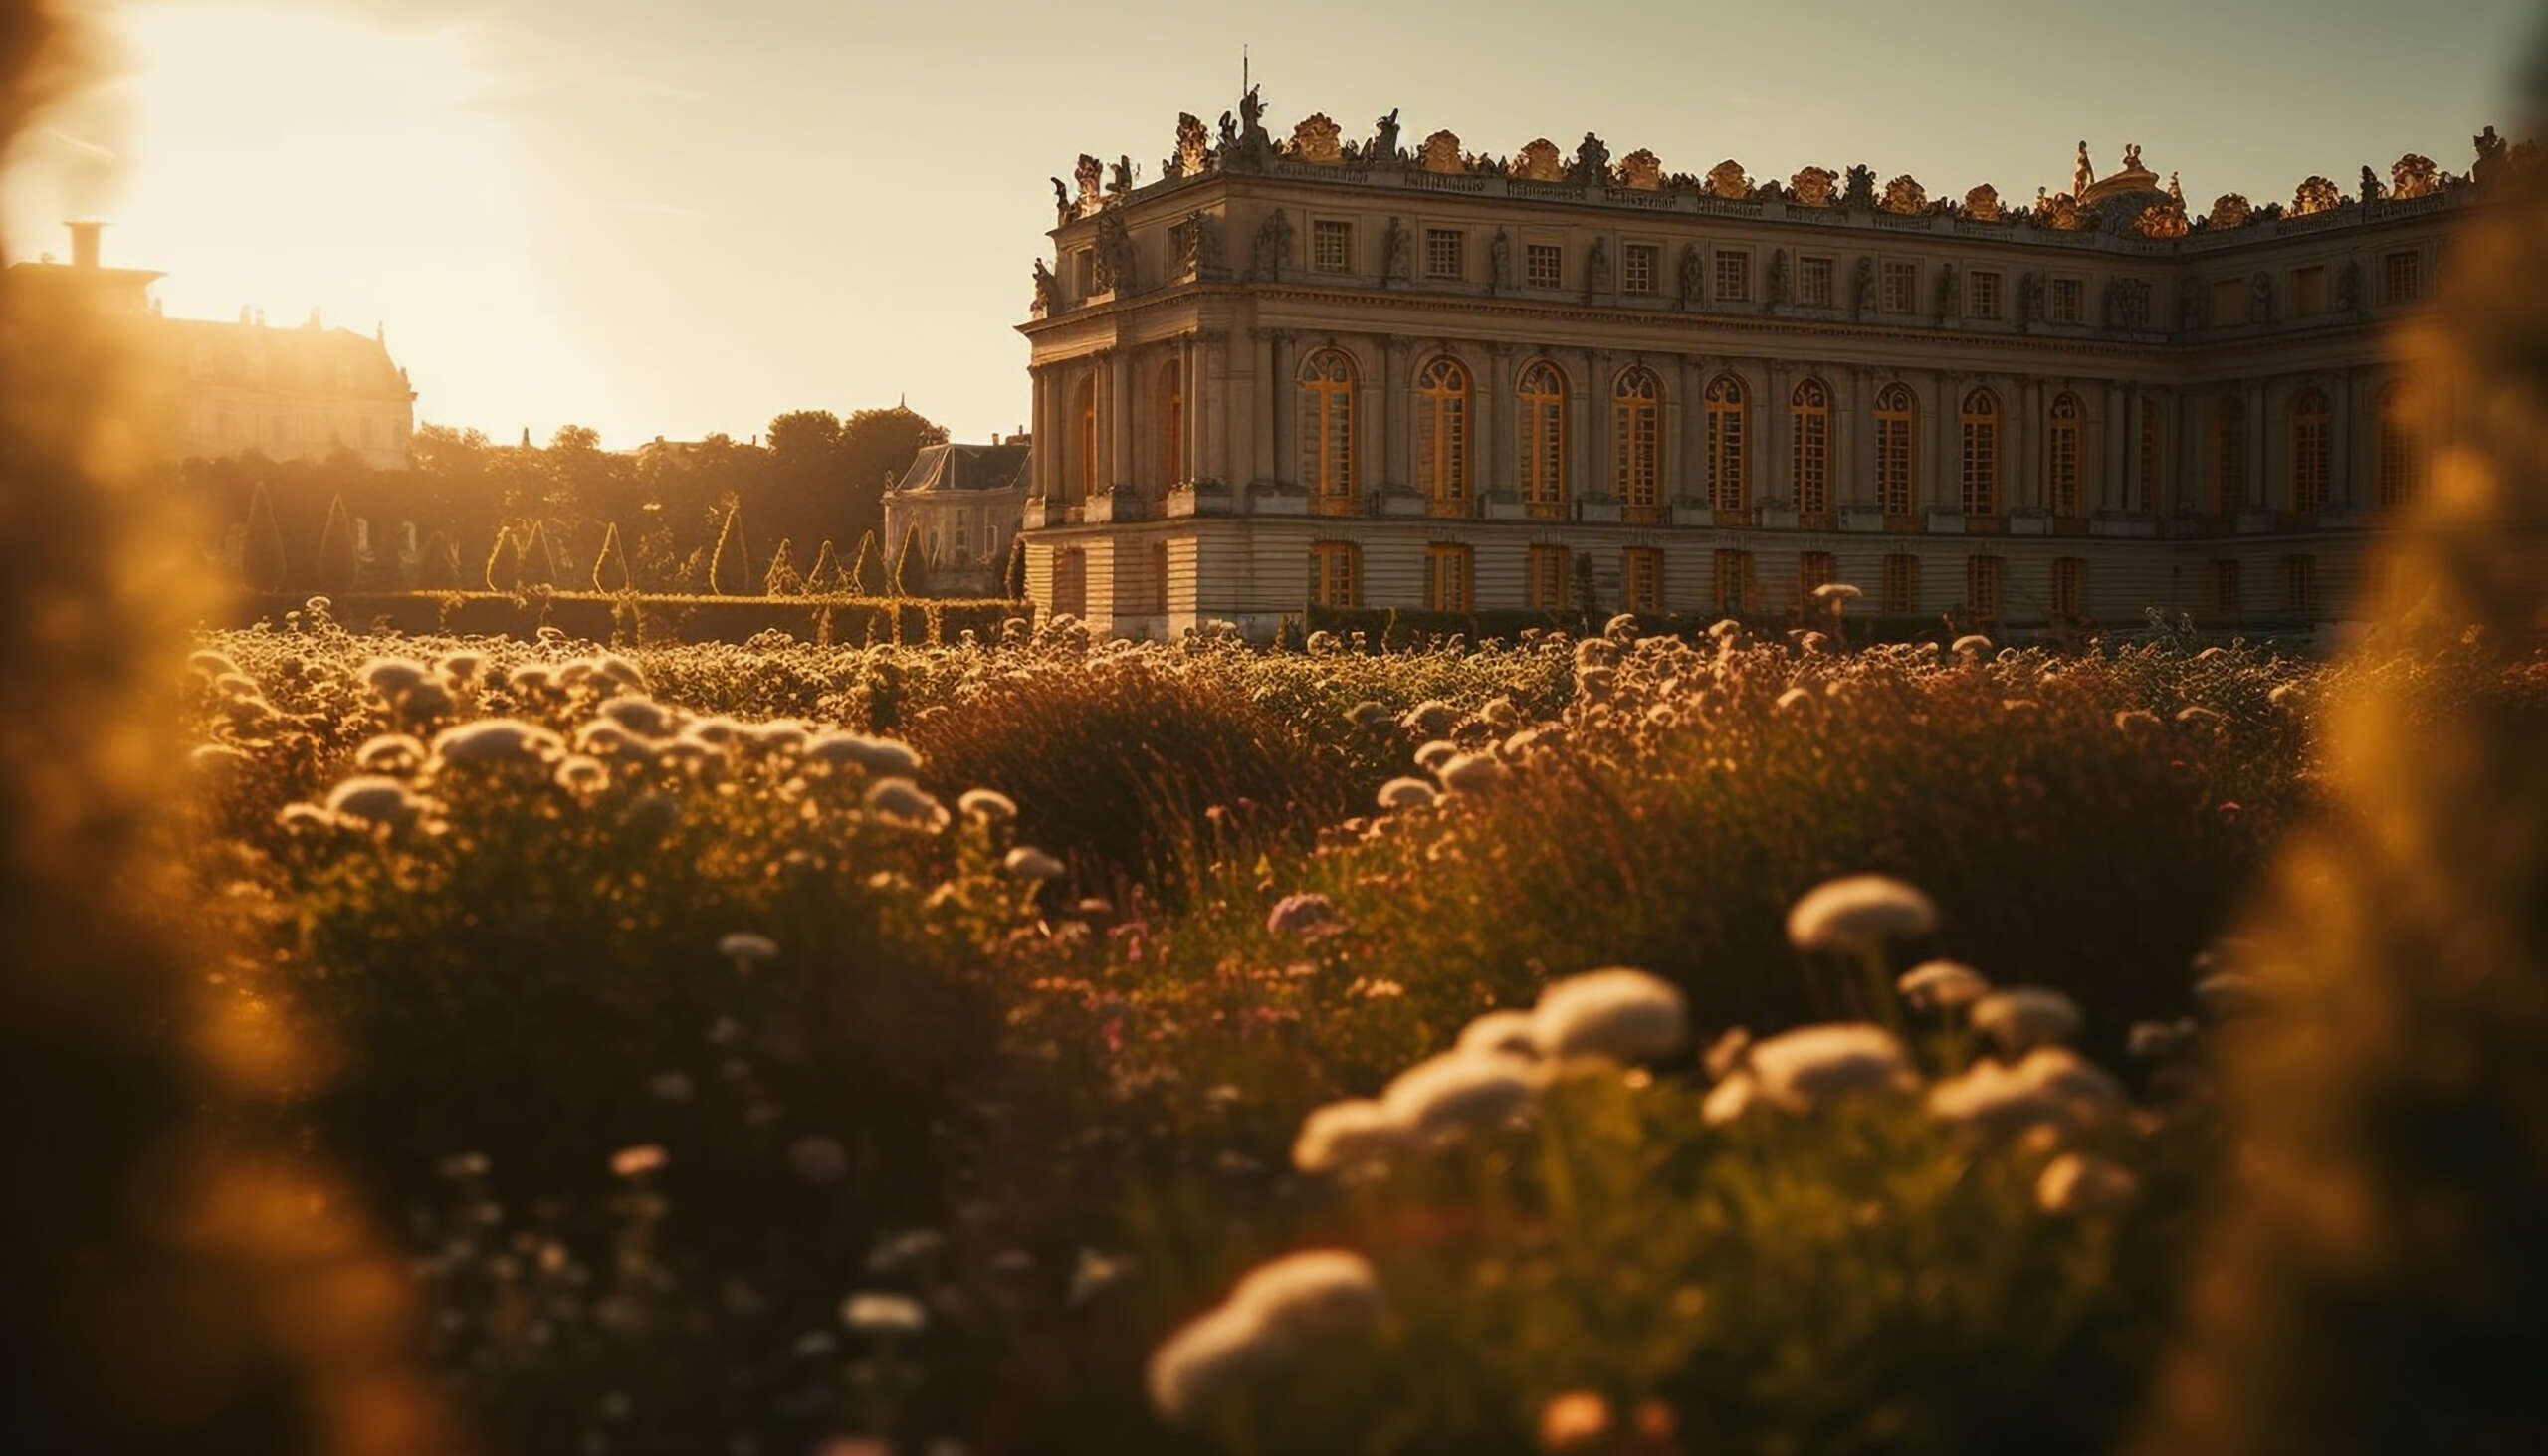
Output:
[[223, 591, 1030, 647]]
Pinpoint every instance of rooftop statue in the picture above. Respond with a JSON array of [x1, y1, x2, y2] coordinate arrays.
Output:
[[1174, 112, 1211, 177], [2073, 140, 2095, 196], [1074, 154, 1104, 211], [1030, 258, 1057, 316], [1617, 148, 1662, 190], [1109, 155, 1135, 195], [2393, 153, 2442, 199], [2121, 142, 2144, 174], [1238, 83, 1269, 149], [1573, 131, 1611, 185], [1051, 176, 1071, 227], [1373, 107, 1401, 161], [1515, 138, 1564, 182], [1707, 159, 1751, 200], [1418, 129, 1464, 174], [1964, 184, 2004, 221], [1789, 165, 1837, 207]]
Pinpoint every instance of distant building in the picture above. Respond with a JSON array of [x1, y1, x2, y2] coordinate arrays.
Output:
[[9, 221, 417, 471], [1016, 103, 2508, 640], [882, 435, 1031, 595]]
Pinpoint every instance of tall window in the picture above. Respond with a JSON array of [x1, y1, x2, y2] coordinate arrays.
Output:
[[1156, 358, 1184, 488], [2288, 387, 2331, 514], [1528, 545, 1571, 610], [1145, 540, 1170, 614], [1623, 548, 1664, 613], [1425, 229, 1465, 280], [2284, 554, 2318, 613], [1960, 388, 2002, 518], [2050, 277, 2085, 323], [2138, 397, 2162, 514], [1799, 256, 1834, 308], [1070, 375, 1097, 503], [1715, 251, 1752, 304], [1966, 555, 2004, 623], [2210, 558, 2241, 617], [1880, 553, 1919, 613], [1312, 220, 1353, 273], [2377, 381, 2419, 507], [1791, 377, 1831, 515], [1622, 244, 1659, 295], [1298, 348, 1359, 510], [1424, 543, 1474, 612], [2051, 556, 2086, 618], [2211, 395, 2245, 513], [1052, 546, 1088, 617], [1415, 356, 1471, 515], [1613, 366, 1664, 520], [1968, 271, 2003, 320], [1798, 550, 1835, 608], [2293, 265, 2327, 315], [1712, 549, 1755, 612], [1876, 382, 1917, 518], [1310, 541, 1361, 607], [2383, 250, 2423, 306], [2047, 391, 2084, 518], [1518, 361, 1570, 520], [1705, 373, 1748, 513], [1526, 243, 1562, 290], [1881, 261, 1917, 314]]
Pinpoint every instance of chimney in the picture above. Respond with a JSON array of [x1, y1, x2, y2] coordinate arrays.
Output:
[[67, 220, 103, 270]]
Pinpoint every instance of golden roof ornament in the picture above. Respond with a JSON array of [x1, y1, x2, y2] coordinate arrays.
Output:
[[1514, 138, 1565, 182], [1289, 113, 1343, 164], [2133, 202, 2189, 239], [1618, 148, 1663, 190], [2208, 192, 2252, 228], [1418, 129, 1464, 174], [1879, 174, 1928, 214], [1706, 159, 1751, 199], [1788, 165, 1838, 207], [2292, 174, 2341, 216], [1963, 184, 2003, 222], [2392, 153, 2442, 199]]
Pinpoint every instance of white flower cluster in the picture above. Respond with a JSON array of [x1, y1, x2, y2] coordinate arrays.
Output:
[[1146, 1248, 1385, 1424]]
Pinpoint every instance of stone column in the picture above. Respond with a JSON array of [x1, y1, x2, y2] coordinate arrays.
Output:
[[1923, 370, 1952, 512], [1380, 335, 1410, 491], [1248, 328, 1275, 485], [1680, 354, 1707, 504], [2121, 383, 2144, 513], [1482, 343, 1511, 496], [1200, 330, 1227, 486], [2243, 378, 2268, 509], [1765, 360, 1791, 504], [1269, 329, 1295, 487], [1108, 348, 1134, 493], [1842, 367, 1866, 507], [1027, 364, 1050, 498], [1577, 348, 1605, 510], [2102, 379, 2127, 511]]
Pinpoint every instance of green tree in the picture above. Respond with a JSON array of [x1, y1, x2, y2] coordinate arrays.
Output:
[[241, 481, 287, 593], [709, 503, 751, 595], [520, 520, 558, 587], [890, 527, 927, 597], [834, 405, 950, 548], [417, 530, 460, 590], [592, 521, 631, 592], [848, 530, 881, 596], [804, 538, 842, 594], [763, 537, 804, 596], [484, 526, 521, 591], [1001, 533, 1028, 600]]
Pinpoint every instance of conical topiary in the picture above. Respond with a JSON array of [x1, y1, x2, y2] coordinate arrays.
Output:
[[417, 530, 460, 589], [709, 503, 750, 595], [848, 530, 881, 596], [315, 494, 358, 593], [592, 521, 631, 593], [520, 520, 558, 587], [804, 538, 842, 595], [484, 526, 522, 591], [890, 528, 926, 597], [763, 537, 803, 596], [242, 481, 287, 593]]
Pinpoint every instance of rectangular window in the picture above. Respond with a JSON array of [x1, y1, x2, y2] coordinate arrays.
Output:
[[1623, 548, 1664, 613], [2383, 249, 2423, 306], [1881, 553, 1919, 614], [2210, 558, 2241, 617], [1622, 243, 1659, 296], [1798, 550, 1835, 608], [1527, 544, 1571, 609], [1072, 248, 1095, 297], [1311, 541, 1361, 608], [2050, 277, 2085, 324], [1881, 261, 1917, 314], [1526, 243, 1563, 290], [1715, 250, 1751, 304], [1968, 270, 2002, 320], [1167, 220, 1194, 273], [2211, 277, 2246, 325], [1424, 543, 1474, 612], [1966, 555, 2004, 622], [1799, 256, 1835, 308], [2293, 264, 2327, 315], [2284, 554, 2317, 613], [2051, 556, 2085, 618], [1312, 219, 1353, 274], [2138, 398, 2161, 513], [1425, 228, 1465, 281], [1711, 548, 1755, 612]]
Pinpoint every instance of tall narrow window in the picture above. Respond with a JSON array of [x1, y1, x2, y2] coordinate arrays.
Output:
[[2047, 391, 2084, 518], [1623, 548, 1665, 613], [1711, 548, 1755, 612], [2284, 554, 2318, 613], [1156, 358, 1184, 488], [2383, 250, 2423, 306], [2288, 387, 2331, 514], [1424, 543, 1474, 612], [1880, 553, 1919, 613], [1613, 366, 1664, 521], [1298, 348, 1359, 512], [2377, 381, 2418, 507], [1415, 356, 1471, 516], [1052, 546, 1088, 617], [2051, 556, 2086, 618], [1798, 550, 1835, 608], [1527, 544, 1571, 610], [2138, 397, 2162, 514], [1310, 541, 1361, 607], [1876, 382, 1917, 519], [2210, 558, 2241, 617], [1966, 555, 2004, 623], [1791, 377, 1831, 516], [1961, 387, 2002, 518], [1518, 361, 1569, 520], [1070, 375, 1097, 504], [1705, 373, 1748, 513], [2211, 395, 2245, 513]]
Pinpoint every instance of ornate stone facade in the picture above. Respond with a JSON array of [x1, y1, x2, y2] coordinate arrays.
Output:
[[1018, 121, 2490, 640]]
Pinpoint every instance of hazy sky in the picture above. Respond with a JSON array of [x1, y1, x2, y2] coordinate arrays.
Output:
[[5, 0, 2537, 449]]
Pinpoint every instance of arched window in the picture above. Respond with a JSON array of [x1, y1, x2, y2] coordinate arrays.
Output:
[[1156, 358, 1184, 488], [2211, 395, 2245, 513], [1960, 387, 2002, 517], [2288, 387, 2331, 514], [1069, 375, 1096, 504], [1705, 373, 1748, 513], [1517, 360, 1569, 520], [2376, 380, 2418, 507], [1875, 382, 1918, 519], [1297, 348, 1359, 511], [1415, 355, 1471, 516], [1612, 366, 1664, 520], [1790, 377, 1831, 516], [2047, 391, 2085, 518]]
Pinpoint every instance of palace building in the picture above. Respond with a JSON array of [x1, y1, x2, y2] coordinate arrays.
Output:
[[882, 435, 1034, 596], [1014, 100, 2512, 639]]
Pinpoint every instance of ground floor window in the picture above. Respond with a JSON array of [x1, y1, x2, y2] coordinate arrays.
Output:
[[1528, 544, 1570, 610], [1311, 540, 1361, 608], [1424, 542, 1474, 612], [1797, 550, 1835, 609], [1712, 548, 1754, 613], [2051, 556, 2085, 618], [2283, 554, 2316, 613], [1881, 553, 1919, 614], [1051, 546, 1088, 618], [2210, 558, 2241, 617], [1966, 554, 2004, 623], [1623, 548, 1664, 613]]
